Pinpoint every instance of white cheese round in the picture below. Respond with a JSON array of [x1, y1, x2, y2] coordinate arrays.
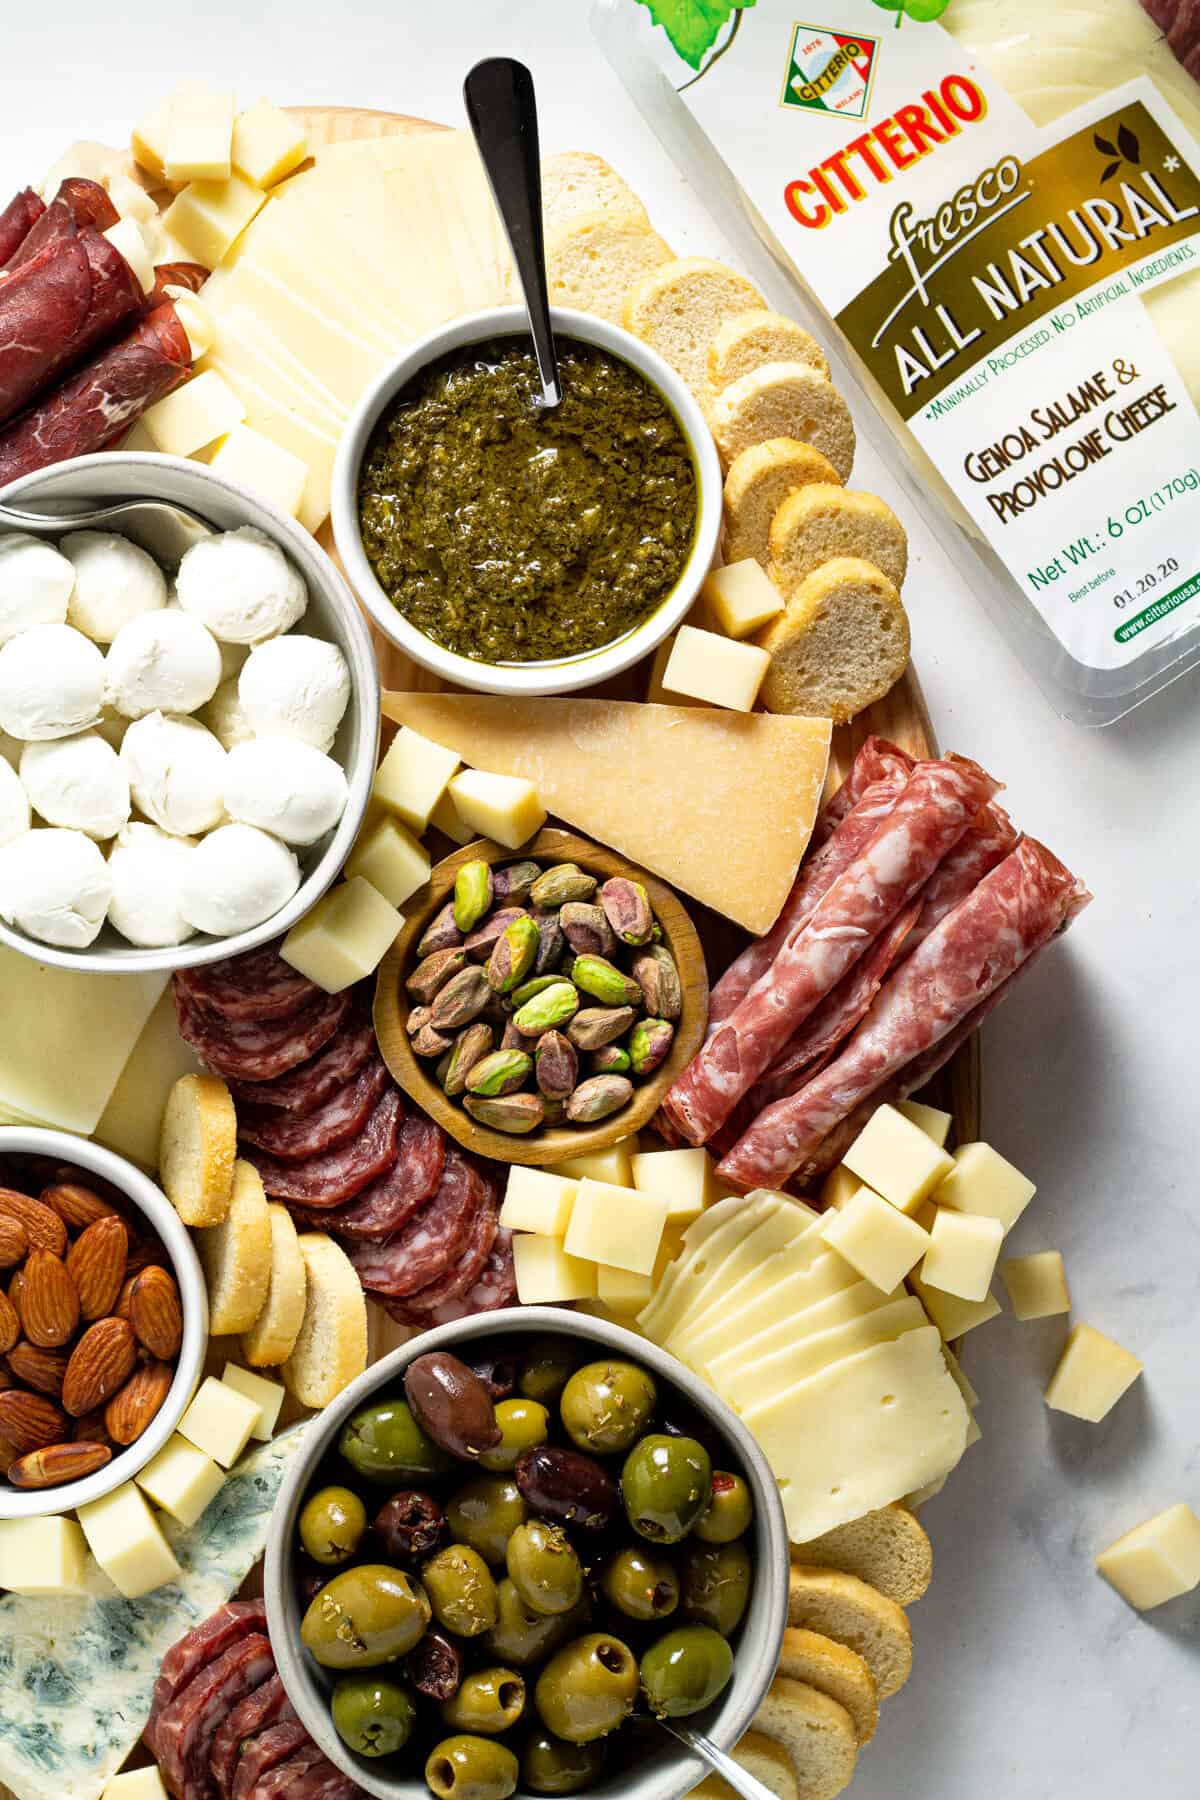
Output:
[[104, 609, 222, 719], [198, 675, 256, 750], [178, 822, 300, 936], [0, 759, 31, 847], [175, 525, 308, 644], [223, 735, 350, 846], [0, 827, 112, 948], [19, 732, 131, 841], [0, 624, 105, 741], [107, 821, 197, 947], [0, 533, 75, 646], [239, 634, 350, 750], [120, 712, 227, 836], [61, 530, 167, 643]]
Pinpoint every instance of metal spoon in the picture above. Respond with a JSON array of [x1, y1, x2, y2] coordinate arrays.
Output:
[[0, 494, 213, 564], [464, 56, 562, 409], [653, 1716, 780, 1800]]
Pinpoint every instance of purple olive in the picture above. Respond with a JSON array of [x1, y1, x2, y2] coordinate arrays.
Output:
[[405, 1627, 465, 1701], [374, 1489, 446, 1562], [405, 1351, 501, 1461], [467, 1352, 521, 1401], [515, 1445, 619, 1531]]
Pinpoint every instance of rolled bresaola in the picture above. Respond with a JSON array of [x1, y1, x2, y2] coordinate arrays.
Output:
[[0, 189, 46, 267], [717, 837, 1091, 1190], [0, 231, 144, 426], [145, 260, 209, 309], [2, 177, 117, 272], [663, 754, 1000, 1146]]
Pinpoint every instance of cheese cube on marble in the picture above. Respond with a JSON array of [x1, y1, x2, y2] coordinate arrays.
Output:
[[934, 1141, 1036, 1232], [208, 425, 309, 518], [500, 1167, 578, 1237], [822, 1186, 931, 1293], [556, 1140, 636, 1186], [178, 1375, 260, 1468], [77, 1483, 181, 1598], [131, 98, 171, 182], [843, 1104, 955, 1215], [630, 1147, 712, 1223], [0, 1515, 86, 1594], [346, 815, 431, 908], [921, 1208, 1003, 1303], [163, 171, 267, 269], [165, 81, 235, 183], [449, 769, 546, 850], [281, 878, 403, 993], [564, 1179, 669, 1277], [429, 787, 474, 846], [373, 727, 460, 833], [103, 1767, 170, 1800], [136, 1433, 226, 1527], [513, 1234, 597, 1304], [142, 370, 246, 458], [1000, 1250, 1071, 1321], [701, 560, 784, 639], [596, 1262, 656, 1313], [910, 1272, 1002, 1341], [232, 100, 309, 189], [1045, 1323, 1143, 1423], [221, 1363, 286, 1439], [662, 625, 769, 712], [897, 1099, 952, 1148], [1096, 1504, 1200, 1611]]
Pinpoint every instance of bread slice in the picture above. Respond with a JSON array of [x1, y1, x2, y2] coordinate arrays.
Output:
[[769, 485, 908, 595], [542, 151, 649, 234], [688, 1730, 799, 1800], [711, 363, 855, 481], [196, 1158, 272, 1335], [622, 258, 765, 401], [283, 1233, 368, 1408], [709, 309, 829, 394], [756, 556, 909, 723], [544, 213, 674, 324], [787, 1565, 913, 1699], [723, 439, 843, 568], [158, 1073, 236, 1227], [753, 1676, 857, 1800], [791, 1506, 933, 1607], [241, 1202, 308, 1367], [777, 1628, 878, 1745]]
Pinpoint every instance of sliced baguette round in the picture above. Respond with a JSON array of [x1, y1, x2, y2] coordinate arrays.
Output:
[[282, 1233, 368, 1409], [158, 1072, 236, 1227], [777, 1628, 878, 1745], [688, 1730, 799, 1800], [711, 363, 855, 480], [708, 309, 829, 393], [622, 257, 765, 401], [723, 438, 843, 568], [769, 485, 908, 596], [241, 1201, 308, 1368], [753, 1676, 857, 1800], [196, 1158, 271, 1335], [787, 1565, 913, 1700], [791, 1505, 933, 1607], [756, 556, 909, 723], [545, 213, 674, 325], [541, 151, 650, 234]]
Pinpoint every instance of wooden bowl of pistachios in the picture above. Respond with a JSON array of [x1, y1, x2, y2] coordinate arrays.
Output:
[[374, 826, 708, 1168]]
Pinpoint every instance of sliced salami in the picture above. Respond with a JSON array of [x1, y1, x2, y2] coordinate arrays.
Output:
[[233, 1722, 317, 1800], [247, 1086, 404, 1206], [389, 1185, 499, 1320], [174, 985, 351, 1083], [238, 1055, 390, 1163], [245, 1743, 360, 1800], [226, 999, 375, 1116], [423, 1225, 517, 1325], [156, 1633, 276, 1800], [350, 1148, 479, 1298], [146, 1600, 267, 1761], [295, 1110, 446, 1239], [177, 942, 322, 1024], [899, 802, 1020, 964], [807, 735, 914, 853], [210, 1673, 293, 1798]]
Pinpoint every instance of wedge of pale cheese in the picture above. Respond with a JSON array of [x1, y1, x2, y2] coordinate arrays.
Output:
[[93, 988, 201, 1170], [382, 695, 831, 934], [720, 1295, 927, 1412]]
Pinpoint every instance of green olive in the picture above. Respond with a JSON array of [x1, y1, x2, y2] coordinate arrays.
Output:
[[534, 1633, 639, 1744], [447, 1473, 528, 1565], [680, 1540, 751, 1637], [621, 1435, 712, 1544], [479, 1398, 551, 1473], [339, 1399, 455, 1485], [441, 1666, 526, 1735], [485, 1580, 592, 1667], [693, 1471, 754, 1544], [639, 1624, 734, 1719], [518, 1336, 581, 1407], [300, 1563, 431, 1669], [298, 1485, 368, 1567], [507, 1518, 584, 1617], [560, 1361, 657, 1455], [330, 1673, 417, 1756], [521, 1729, 606, 1795], [426, 1734, 519, 1800], [598, 1546, 680, 1622], [422, 1545, 499, 1638]]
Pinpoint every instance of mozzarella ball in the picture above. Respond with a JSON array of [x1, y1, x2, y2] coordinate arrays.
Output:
[[0, 827, 112, 948], [107, 821, 196, 947], [61, 530, 167, 643], [239, 635, 350, 750], [104, 609, 222, 719], [120, 713, 226, 836], [20, 733, 131, 840], [198, 676, 255, 751], [0, 533, 75, 645], [223, 736, 349, 847], [0, 759, 31, 847], [175, 525, 308, 644], [179, 823, 300, 936], [0, 625, 105, 740]]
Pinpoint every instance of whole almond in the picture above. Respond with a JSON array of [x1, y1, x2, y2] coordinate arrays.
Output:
[[124, 1235, 169, 1277], [71, 1406, 114, 1447], [8, 1270, 23, 1321], [62, 1317, 136, 1417], [0, 1217, 27, 1270], [21, 1251, 80, 1349], [113, 1274, 137, 1321], [128, 1266, 183, 1361], [105, 1358, 173, 1446], [67, 1216, 128, 1322], [8, 1342, 69, 1399], [0, 1389, 69, 1454], [41, 1183, 118, 1232], [0, 1289, 19, 1358], [8, 1440, 111, 1489], [0, 1190, 67, 1257], [0, 1367, 13, 1393]]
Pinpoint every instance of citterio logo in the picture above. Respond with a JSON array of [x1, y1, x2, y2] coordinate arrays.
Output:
[[781, 22, 879, 119]]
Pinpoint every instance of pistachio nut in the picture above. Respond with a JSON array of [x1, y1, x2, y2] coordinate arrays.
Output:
[[532, 907, 566, 975], [565, 1075, 634, 1124], [529, 863, 596, 909], [440, 1021, 495, 1096], [589, 1043, 632, 1076], [430, 965, 492, 1031], [406, 946, 467, 1005], [631, 945, 682, 1022], [464, 1092, 545, 1134], [541, 1098, 566, 1126], [512, 980, 580, 1037], [487, 916, 540, 995], [492, 860, 541, 906], [572, 955, 643, 1008], [417, 901, 463, 960], [407, 1004, 435, 1036], [559, 902, 617, 960], [501, 1018, 538, 1054], [629, 1017, 675, 1075], [511, 974, 562, 1008], [535, 1030, 579, 1102], [566, 1006, 637, 1051], [412, 1022, 455, 1058], [466, 1049, 533, 1098], [453, 859, 494, 933], [464, 906, 529, 962], [599, 876, 654, 946]]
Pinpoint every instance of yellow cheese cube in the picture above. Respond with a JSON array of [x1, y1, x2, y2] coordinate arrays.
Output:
[[108, 170, 159, 225], [822, 1186, 931, 1293], [345, 816, 431, 909], [1044, 1323, 1142, 1423], [169, 292, 215, 363], [232, 99, 309, 189], [165, 81, 235, 183], [136, 1434, 226, 1527], [103, 217, 155, 295], [449, 769, 546, 850], [0, 1516, 87, 1594], [77, 1484, 181, 1599], [820, 1163, 864, 1212], [499, 1167, 578, 1236], [934, 1141, 1036, 1232], [429, 787, 474, 846], [178, 1375, 260, 1468], [646, 633, 699, 708], [920, 1208, 1003, 1303], [701, 560, 785, 639], [512, 1234, 598, 1303], [208, 425, 309, 519], [281, 878, 403, 994], [131, 98, 171, 181], [373, 727, 460, 833], [564, 1179, 669, 1277], [595, 1262, 656, 1313], [103, 1766, 171, 1800], [221, 1363, 286, 1439], [909, 1272, 1001, 1340], [142, 371, 246, 458], [1000, 1250, 1071, 1321], [556, 1140, 636, 1186], [163, 172, 267, 269], [897, 1099, 952, 1148], [1096, 1504, 1200, 1611], [630, 1147, 712, 1223], [661, 625, 769, 712], [843, 1104, 955, 1215]]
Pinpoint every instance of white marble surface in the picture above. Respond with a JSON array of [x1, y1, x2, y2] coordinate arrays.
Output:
[[2, 2, 1197, 1791]]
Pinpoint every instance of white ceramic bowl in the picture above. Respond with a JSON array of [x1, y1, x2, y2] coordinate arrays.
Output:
[[0, 453, 380, 974], [0, 1126, 208, 1519], [332, 307, 723, 696]]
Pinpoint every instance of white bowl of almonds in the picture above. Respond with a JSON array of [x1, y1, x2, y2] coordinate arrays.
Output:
[[0, 1126, 207, 1520]]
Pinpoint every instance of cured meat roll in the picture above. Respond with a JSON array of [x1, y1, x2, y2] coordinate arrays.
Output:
[[0, 188, 45, 266], [898, 801, 1019, 963], [0, 231, 144, 426], [3, 177, 117, 270]]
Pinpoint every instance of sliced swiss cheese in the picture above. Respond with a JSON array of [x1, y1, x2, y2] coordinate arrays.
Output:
[[668, 1234, 844, 1361], [638, 1193, 771, 1340], [683, 1262, 880, 1371], [719, 1295, 927, 1411], [382, 695, 831, 935], [655, 1202, 813, 1347]]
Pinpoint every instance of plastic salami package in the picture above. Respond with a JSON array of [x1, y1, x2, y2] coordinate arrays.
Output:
[[595, 0, 1200, 724]]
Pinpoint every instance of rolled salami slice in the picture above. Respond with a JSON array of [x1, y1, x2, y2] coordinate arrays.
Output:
[[350, 1149, 479, 1297], [146, 1600, 267, 1762], [0, 230, 144, 426], [0, 188, 46, 267], [389, 1185, 499, 1320], [238, 1054, 391, 1163], [175, 984, 351, 1083], [809, 735, 914, 852], [176, 944, 323, 1025], [296, 1109, 446, 1239], [3, 177, 117, 271], [233, 1722, 318, 1800], [247, 1085, 404, 1206], [156, 1633, 276, 1800], [226, 998, 376, 1115], [898, 802, 1019, 964], [718, 837, 1089, 1190], [666, 756, 1000, 1145]]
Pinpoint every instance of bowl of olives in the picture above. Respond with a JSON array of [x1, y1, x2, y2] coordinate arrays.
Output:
[[265, 1308, 788, 1800]]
